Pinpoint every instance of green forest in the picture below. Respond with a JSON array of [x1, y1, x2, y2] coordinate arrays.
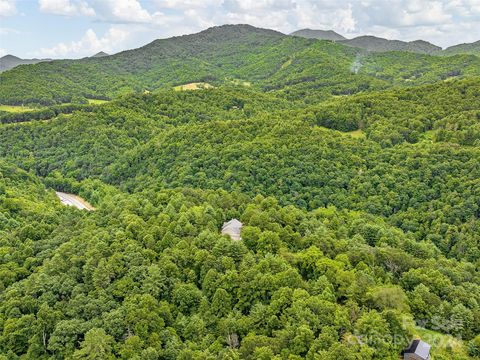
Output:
[[0, 25, 479, 359]]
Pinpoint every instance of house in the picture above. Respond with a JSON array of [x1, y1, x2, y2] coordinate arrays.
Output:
[[221, 218, 243, 241], [403, 340, 431, 360]]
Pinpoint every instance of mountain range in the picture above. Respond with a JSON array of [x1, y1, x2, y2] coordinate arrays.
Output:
[[291, 28, 479, 55], [2, 27, 478, 75], [1, 24, 479, 106], [0, 54, 49, 72], [0, 51, 110, 73]]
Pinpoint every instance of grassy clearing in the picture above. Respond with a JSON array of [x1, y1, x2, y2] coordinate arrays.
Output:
[[0, 105, 37, 113], [174, 82, 213, 91], [413, 327, 469, 358], [312, 126, 366, 139], [0, 99, 107, 113], [87, 99, 109, 105], [345, 129, 365, 138]]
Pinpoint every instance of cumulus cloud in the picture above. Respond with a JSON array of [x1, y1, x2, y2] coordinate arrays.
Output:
[[0, 0, 16, 16], [223, 0, 296, 13], [354, 0, 452, 28], [291, 2, 356, 32], [39, 0, 95, 16], [35, 26, 131, 58], [345, 0, 480, 46], [91, 0, 160, 23], [157, 0, 223, 10]]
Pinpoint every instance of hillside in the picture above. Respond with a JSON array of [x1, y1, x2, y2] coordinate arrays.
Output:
[[290, 29, 346, 41], [443, 40, 480, 56], [1, 79, 479, 358], [339, 36, 441, 54], [0, 23, 479, 360], [1, 25, 480, 106], [291, 30, 480, 56], [1, 79, 479, 260], [290, 31, 443, 54]]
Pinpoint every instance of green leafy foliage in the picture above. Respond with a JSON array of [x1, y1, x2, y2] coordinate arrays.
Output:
[[0, 24, 479, 359]]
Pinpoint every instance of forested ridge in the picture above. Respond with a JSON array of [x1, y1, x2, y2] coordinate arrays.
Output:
[[0, 24, 479, 359], [1, 25, 480, 106]]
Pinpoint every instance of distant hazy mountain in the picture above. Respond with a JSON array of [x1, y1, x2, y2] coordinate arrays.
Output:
[[442, 40, 480, 56], [92, 51, 109, 58], [290, 29, 346, 41], [339, 36, 441, 54], [290, 30, 443, 54], [0, 55, 49, 72]]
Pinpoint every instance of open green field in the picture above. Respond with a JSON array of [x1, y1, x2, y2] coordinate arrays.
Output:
[[173, 82, 214, 91], [87, 99, 109, 105], [0, 104, 36, 113], [0, 99, 108, 113], [413, 327, 469, 358], [346, 129, 365, 138]]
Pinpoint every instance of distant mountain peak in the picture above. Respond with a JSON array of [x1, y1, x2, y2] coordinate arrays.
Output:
[[92, 51, 109, 58], [1, 54, 21, 60], [193, 24, 285, 38], [339, 35, 441, 54], [0, 54, 48, 73], [290, 29, 346, 41], [135, 24, 286, 57]]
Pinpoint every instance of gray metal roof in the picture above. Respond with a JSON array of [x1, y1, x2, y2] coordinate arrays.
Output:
[[222, 218, 242, 230], [405, 340, 431, 359]]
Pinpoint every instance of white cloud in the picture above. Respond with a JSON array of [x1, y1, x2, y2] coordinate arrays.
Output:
[[39, 0, 95, 16], [223, 0, 296, 13], [345, 0, 480, 46], [357, 0, 452, 28], [150, 0, 358, 35], [292, 2, 356, 32], [0, 48, 7, 56], [446, 0, 480, 16], [0, 0, 16, 16], [92, 0, 156, 23], [155, 0, 222, 10], [35, 26, 131, 58]]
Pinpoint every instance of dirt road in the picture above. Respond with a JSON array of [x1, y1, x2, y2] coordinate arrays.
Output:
[[55, 191, 95, 211]]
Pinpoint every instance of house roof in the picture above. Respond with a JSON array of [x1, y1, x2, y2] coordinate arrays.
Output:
[[222, 218, 242, 230], [404, 340, 431, 359]]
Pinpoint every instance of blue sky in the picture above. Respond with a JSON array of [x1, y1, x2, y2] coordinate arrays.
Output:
[[1, 0, 479, 59]]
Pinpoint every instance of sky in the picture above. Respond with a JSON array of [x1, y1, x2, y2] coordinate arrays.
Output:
[[0, 0, 479, 59]]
